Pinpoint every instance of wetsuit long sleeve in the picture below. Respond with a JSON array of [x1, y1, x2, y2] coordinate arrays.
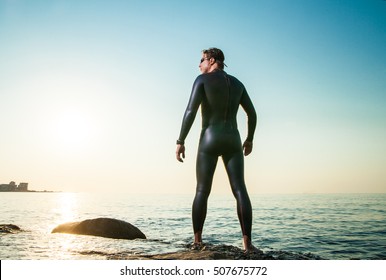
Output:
[[177, 77, 204, 143], [240, 88, 257, 142]]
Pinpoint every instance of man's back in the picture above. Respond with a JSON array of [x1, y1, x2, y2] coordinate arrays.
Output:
[[195, 70, 246, 129]]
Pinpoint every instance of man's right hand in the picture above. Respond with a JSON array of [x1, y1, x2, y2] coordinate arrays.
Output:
[[176, 144, 186, 162]]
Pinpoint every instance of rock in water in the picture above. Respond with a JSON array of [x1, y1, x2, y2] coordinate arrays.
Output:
[[0, 224, 22, 234], [51, 218, 146, 240]]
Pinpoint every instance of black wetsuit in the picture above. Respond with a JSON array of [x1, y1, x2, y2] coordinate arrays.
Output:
[[178, 69, 257, 240]]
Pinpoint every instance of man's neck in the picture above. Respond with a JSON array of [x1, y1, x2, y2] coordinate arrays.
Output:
[[208, 64, 221, 73]]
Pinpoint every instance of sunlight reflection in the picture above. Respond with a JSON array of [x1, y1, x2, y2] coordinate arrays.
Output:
[[49, 193, 81, 258], [54, 192, 78, 224]]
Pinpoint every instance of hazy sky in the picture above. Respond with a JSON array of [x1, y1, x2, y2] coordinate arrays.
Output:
[[1, 0, 385, 194]]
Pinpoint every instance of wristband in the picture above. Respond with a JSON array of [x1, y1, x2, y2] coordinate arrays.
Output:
[[176, 139, 184, 145]]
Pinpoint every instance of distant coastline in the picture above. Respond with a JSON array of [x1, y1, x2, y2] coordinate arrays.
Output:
[[0, 190, 58, 193], [0, 181, 58, 193]]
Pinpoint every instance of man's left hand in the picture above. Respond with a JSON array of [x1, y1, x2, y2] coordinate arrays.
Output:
[[243, 141, 253, 156]]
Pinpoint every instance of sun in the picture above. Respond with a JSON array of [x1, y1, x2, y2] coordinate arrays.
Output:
[[50, 108, 96, 153]]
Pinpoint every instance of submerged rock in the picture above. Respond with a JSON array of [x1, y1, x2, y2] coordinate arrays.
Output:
[[51, 218, 146, 240], [0, 224, 22, 234]]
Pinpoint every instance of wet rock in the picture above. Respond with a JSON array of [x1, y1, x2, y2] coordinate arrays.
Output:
[[0, 224, 22, 234], [106, 244, 323, 260], [51, 218, 146, 240]]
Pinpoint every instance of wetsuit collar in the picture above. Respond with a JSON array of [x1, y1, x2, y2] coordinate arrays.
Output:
[[209, 68, 225, 74]]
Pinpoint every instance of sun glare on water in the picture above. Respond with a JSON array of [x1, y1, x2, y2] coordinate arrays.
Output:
[[55, 192, 79, 224], [50, 193, 85, 257]]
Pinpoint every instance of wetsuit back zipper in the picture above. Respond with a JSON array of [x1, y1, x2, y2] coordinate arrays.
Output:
[[223, 73, 232, 128]]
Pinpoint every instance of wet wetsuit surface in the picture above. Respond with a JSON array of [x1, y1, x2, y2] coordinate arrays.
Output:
[[178, 69, 257, 239]]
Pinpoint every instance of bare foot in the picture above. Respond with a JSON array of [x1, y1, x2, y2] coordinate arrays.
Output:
[[243, 235, 263, 254], [194, 231, 202, 244], [245, 244, 263, 254], [190, 242, 205, 251], [191, 231, 206, 250]]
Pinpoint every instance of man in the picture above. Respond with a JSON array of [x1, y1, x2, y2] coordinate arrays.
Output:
[[176, 48, 259, 252]]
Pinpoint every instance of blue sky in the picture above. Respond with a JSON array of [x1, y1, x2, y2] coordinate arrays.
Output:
[[0, 0, 385, 194]]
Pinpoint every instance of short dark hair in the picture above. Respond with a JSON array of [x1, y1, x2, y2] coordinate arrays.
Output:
[[202, 48, 227, 69]]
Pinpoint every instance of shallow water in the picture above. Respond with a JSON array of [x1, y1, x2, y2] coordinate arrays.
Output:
[[1, 192, 385, 259]]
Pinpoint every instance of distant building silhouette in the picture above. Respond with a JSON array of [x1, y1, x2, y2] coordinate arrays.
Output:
[[0, 181, 29, 192], [18, 182, 28, 191]]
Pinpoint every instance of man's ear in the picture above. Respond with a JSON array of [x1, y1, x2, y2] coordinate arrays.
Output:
[[209, 57, 216, 65]]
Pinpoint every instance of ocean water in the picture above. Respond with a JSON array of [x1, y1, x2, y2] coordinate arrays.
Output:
[[0, 192, 385, 260]]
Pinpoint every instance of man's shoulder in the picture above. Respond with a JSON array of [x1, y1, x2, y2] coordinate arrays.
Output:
[[193, 73, 214, 85], [194, 73, 207, 82], [227, 74, 244, 87]]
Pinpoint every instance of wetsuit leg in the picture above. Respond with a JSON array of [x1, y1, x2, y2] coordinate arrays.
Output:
[[222, 152, 253, 239], [192, 150, 218, 234]]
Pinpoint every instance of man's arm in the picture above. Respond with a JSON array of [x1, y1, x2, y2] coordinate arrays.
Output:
[[176, 77, 204, 162], [240, 88, 257, 156]]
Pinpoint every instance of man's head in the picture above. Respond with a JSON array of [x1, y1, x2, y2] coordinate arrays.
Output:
[[199, 47, 227, 73]]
